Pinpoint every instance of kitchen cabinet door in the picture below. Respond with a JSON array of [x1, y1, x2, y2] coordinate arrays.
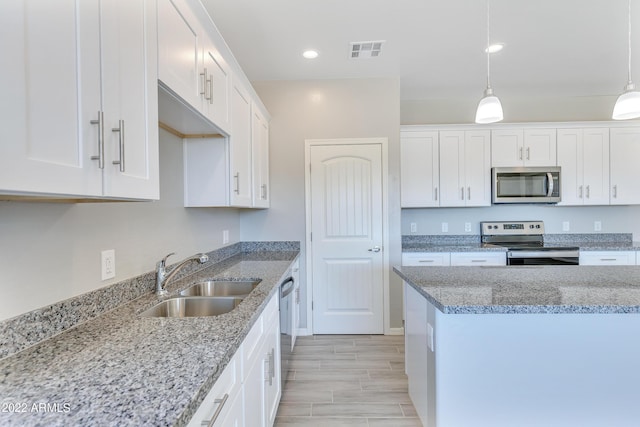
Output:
[[439, 131, 490, 207], [491, 129, 556, 167], [230, 79, 253, 207], [400, 131, 440, 207], [157, 0, 201, 111], [579, 251, 636, 266], [0, 0, 103, 197], [100, 0, 159, 199], [610, 128, 640, 205], [402, 252, 450, 266], [263, 313, 281, 426], [404, 282, 430, 426], [201, 35, 232, 134], [450, 252, 506, 266], [558, 128, 609, 206], [252, 104, 270, 208]]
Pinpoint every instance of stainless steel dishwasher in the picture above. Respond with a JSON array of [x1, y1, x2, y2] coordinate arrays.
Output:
[[279, 276, 294, 388]]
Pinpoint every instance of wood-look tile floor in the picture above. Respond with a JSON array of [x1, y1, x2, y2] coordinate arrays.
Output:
[[275, 335, 422, 427]]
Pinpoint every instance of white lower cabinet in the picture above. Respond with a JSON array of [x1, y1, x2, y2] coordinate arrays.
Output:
[[187, 353, 242, 427], [449, 252, 506, 266], [188, 292, 281, 427], [579, 251, 636, 266], [402, 252, 450, 267]]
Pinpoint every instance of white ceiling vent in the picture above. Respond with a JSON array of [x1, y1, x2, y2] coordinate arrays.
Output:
[[350, 40, 385, 59]]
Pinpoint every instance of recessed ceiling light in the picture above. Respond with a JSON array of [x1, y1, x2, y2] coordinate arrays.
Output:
[[485, 43, 504, 54], [302, 50, 319, 59]]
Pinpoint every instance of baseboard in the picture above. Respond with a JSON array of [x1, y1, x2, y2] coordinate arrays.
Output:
[[296, 327, 313, 336], [386, 327, 405, 336]]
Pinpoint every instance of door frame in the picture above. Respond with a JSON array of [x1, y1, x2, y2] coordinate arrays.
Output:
[[304, 137, 390, 334]]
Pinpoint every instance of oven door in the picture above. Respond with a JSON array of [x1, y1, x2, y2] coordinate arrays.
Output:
[[507, 249, 579, 265]]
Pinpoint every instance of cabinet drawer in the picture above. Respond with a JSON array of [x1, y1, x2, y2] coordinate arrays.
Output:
[[450, 252, 506, 266], [187, 353, 241, 427], [242, 292, 278, 376], [579, 251, 636, 266], [402, 252, 450, 266]]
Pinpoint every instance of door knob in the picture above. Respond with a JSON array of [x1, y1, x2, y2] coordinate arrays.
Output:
[[368, 246, 381, 253]]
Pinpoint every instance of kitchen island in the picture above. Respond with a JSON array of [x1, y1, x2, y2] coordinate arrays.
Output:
[[394, 265, 640, 427]]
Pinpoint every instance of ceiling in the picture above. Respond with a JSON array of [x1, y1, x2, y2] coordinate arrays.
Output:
[[202, 0, 636, 102]]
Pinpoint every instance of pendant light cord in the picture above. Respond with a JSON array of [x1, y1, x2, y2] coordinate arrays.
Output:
[[627, 0, 633, 85], [486, 0, 492, 90]]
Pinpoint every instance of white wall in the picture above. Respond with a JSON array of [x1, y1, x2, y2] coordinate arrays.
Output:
[[242, 78, 403, 330], [0, 129, 240, 321]]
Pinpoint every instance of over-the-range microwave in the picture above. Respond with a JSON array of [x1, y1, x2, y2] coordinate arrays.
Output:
[[492, 166, 561, 204]]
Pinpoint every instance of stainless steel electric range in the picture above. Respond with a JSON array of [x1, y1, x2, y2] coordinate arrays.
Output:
[[481, 221, 580, 266]]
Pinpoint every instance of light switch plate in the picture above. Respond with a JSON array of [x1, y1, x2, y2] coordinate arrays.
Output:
[[464, 222, 472, 232], [594, 221, 602, 231], [441, 222, 448, 233], [562, 221, 570, 232], [410, 223, 417, 233], [101, 249, 115, 281]]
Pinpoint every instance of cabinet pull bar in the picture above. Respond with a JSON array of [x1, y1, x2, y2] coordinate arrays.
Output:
[[471, 259, 487, 263], [467, 187, 471, 200], [600, 259, 617, 262], [526, 147, 530, 160], [460, 187, 464, 200], [419, 260, 434, 263], [90, 111, 105, 169], [200, 68, 208, 98], [202, 393, 229, 427], [112, 120, 125, 172], [586, 185, 590, 199], [234, 173, 240, 194], [269, 348, 275, 385], [613, 185, 618, 198], [579, 185, 583, 198], [434, 187, 438, 201], [208, 76, 214, 104], [519, 147, 523, 160], [261, 184, 267, 200]]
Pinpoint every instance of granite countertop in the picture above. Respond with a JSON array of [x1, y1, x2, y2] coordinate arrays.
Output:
[[0, 250, 299, 427], [394, 265, 640, 315]]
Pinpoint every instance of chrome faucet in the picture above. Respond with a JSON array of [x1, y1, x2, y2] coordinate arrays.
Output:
[[156, 252, 209, 296]]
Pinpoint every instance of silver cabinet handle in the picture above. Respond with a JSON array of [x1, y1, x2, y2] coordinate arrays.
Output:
[[90, 111, 105, 169], [295, 287, 300, 304], [519, 147, 523, 160], [112, 120, 125, 172], [264, 349, 275, 386], [202, 393, 228, 427], [471, 259, 487, 263], [200, 68, 209, 98], [261, 184, 267, 200], [368, 246, 381, 253], [234, 173, 240, 194], [579, 185, 583, 198], [613, 185, 618, 198], [419, 259, 434, 263], [526, 147, 530, 160], [600, 259, 617, 262], [460, 187, 464, 200], [467, 187, 471, 200], [586, 185, 590, 199], [208, 75, 214, 104], [434, 187, 438, 201]]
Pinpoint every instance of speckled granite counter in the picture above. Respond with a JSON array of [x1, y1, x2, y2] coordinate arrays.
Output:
[[394, 265, 640, 314], [0, 248, 299, 427]]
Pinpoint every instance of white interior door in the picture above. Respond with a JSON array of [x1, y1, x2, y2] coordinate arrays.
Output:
[[309, 143, 384, 334]]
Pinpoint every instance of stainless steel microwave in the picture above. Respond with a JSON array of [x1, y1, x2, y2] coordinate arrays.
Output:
[[492, 167, 561, 204]]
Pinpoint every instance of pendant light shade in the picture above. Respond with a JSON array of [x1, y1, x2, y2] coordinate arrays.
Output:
[[613, 0, 640, 120], [475, 0, 503, 124], [476, 88, 503, 124]]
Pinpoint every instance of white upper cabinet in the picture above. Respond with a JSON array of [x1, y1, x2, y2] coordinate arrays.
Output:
[[491, 129, 556, 167], [557, 128, 609, 206], [157, 0, 231, 135], [251, 103, 270, 208], [230, 79, 253, 207], [401, 131, 440, 207], [439, 131, 491, 207], [610, 128, 640, 205], [0, 0, 158, 200]]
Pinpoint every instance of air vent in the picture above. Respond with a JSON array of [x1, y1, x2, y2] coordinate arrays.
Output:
[[350, 40, 385, 59]]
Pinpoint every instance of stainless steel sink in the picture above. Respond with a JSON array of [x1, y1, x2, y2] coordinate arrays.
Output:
[[179, 280, 260, 298], [140, 296, 242, 318]]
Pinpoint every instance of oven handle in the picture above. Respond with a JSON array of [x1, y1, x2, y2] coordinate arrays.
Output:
[[546, 173, 554, 197], [508, 250, 580, 258], [280, 277, 295, 298]]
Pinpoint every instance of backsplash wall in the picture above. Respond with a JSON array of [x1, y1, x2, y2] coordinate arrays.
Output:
[[402, 205, 640, 239], [0, 130, 241, 321]]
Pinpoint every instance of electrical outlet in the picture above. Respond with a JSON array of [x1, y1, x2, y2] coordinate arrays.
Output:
[[410, 222, 417, 233], [594, 221, 602, 231], [101, 249, 115, 281], [222, 230, 229, 244], [442, 222, 448, 233], [464, 222, 472, 232], [562, 221, 570, 232]]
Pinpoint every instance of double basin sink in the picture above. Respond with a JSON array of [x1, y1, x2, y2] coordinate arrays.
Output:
[[141, 280, 260, 318]]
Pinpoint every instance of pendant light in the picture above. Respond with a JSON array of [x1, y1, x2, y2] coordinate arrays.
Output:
[[613, 0, 640, 120], [475, 0, 503, 124]]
